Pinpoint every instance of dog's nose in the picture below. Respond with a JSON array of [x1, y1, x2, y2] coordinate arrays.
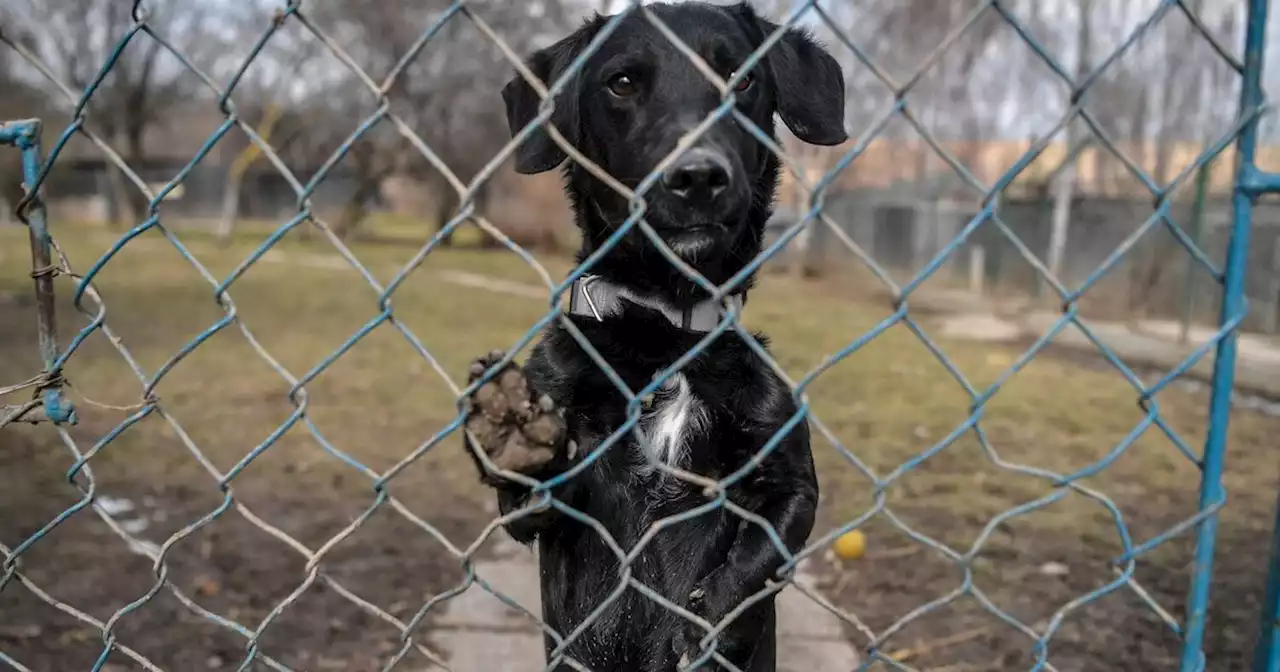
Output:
[[663, 150, 731, 202]]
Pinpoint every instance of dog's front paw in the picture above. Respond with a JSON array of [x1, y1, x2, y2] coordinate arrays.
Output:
[[464, 351, 570, 483], [673, 629, 703, 669], [672, 584, 719, 668]]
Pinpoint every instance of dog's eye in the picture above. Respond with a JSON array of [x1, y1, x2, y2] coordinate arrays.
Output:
[[606, 74, 638, 98], [732, 72, 754, 92]]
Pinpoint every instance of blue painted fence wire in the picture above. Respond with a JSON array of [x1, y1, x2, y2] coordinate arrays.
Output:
[[0, 0, 1277, 671]]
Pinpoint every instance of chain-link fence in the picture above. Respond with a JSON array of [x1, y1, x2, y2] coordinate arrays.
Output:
[[2, 0, 1279, 670], [802, 187, 1280, 335]]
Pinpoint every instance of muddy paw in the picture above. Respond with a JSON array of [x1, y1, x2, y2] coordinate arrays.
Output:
[[464, 351, 570, 481]]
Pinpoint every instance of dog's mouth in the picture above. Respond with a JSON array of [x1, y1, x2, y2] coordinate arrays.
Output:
[[595, 201, 728, 234], [654, 222, 721, 235], [652, 222, 723, 258]]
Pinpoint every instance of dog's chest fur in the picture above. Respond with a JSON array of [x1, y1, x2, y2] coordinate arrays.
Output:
[[636, 372, 709, 472]]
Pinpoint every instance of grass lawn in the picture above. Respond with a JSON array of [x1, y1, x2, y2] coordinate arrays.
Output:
[[1, 221, 1276, 671]]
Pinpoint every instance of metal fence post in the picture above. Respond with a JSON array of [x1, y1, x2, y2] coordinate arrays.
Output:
[[0, 118, 73, 427], [1182, 0, 1275, 668], [1255, 487, 1280, 672]]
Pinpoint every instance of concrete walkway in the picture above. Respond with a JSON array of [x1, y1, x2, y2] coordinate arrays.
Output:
[[423, 536, 860, 671], [923, 289, 1280, 401], [1022, 313, 1280, 399]]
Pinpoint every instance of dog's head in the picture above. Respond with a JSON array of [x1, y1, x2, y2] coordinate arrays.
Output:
[[501, 1, 846, 297]]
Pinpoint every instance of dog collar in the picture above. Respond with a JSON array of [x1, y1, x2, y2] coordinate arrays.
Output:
[[567, 275, 743, 333]]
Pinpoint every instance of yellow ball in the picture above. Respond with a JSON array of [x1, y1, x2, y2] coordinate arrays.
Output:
[[832, 530, 866, 560]]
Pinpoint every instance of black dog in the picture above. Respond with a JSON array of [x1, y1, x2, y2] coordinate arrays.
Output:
[[462, 3, 846, 670]]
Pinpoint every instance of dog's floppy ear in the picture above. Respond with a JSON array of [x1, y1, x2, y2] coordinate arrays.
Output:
[[501, 17, 603, 174], [736, 5, 847, 146]]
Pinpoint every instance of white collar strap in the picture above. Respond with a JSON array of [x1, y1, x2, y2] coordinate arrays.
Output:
[[567, 275, 743, 333]]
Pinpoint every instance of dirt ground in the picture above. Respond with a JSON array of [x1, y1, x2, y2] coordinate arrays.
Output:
[[811, 492, 1273, 671], [1, 430, 483, 671], [2, 226, 1278, 671]]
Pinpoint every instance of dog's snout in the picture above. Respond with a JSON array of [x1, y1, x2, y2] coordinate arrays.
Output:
[[662, 150, 731, 203]]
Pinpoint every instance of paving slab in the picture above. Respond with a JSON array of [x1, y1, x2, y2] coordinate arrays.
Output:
[[424, 539, 859, 672]]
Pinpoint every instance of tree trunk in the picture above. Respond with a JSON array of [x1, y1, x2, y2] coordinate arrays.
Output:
[[434, 183, 457, 248], [121, 128, 148, 228], [1126, 139, 1179, 327], [1126, 0, 1194, 327], [215, 173, 243, 246], [0, 153, 22, 224], [333, 140, 389, 241], [216, 105, 283, 246], [104, 163, 131, 230], [1046, 0, 1093, 287], [1046, 160, 1078, 286], [334, 176, 380, 241], [474, 186, 498, 249], [792, 146, 819, 279]]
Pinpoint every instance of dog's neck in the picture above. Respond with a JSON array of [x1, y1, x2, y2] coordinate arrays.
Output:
[[567, 275, 743, 333]]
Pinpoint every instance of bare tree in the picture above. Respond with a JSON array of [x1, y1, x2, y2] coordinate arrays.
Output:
[[760, 0, 1245, 307], [214, 18, 324, 245], [0, 19, 46, 222], [1044, 0, 1094, 289], [1119, 0, 1239, 324], [289, 0, 578, 242], [10, 0, 235, 228]]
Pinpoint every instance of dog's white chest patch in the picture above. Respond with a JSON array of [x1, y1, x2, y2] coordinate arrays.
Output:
[[638, 372, 707, 469]]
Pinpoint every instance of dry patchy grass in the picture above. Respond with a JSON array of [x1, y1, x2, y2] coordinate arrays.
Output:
[[0, 223, 1276, 671]]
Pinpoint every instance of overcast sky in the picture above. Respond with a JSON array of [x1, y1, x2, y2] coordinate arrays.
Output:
[[7, 0, 1279, 142]]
